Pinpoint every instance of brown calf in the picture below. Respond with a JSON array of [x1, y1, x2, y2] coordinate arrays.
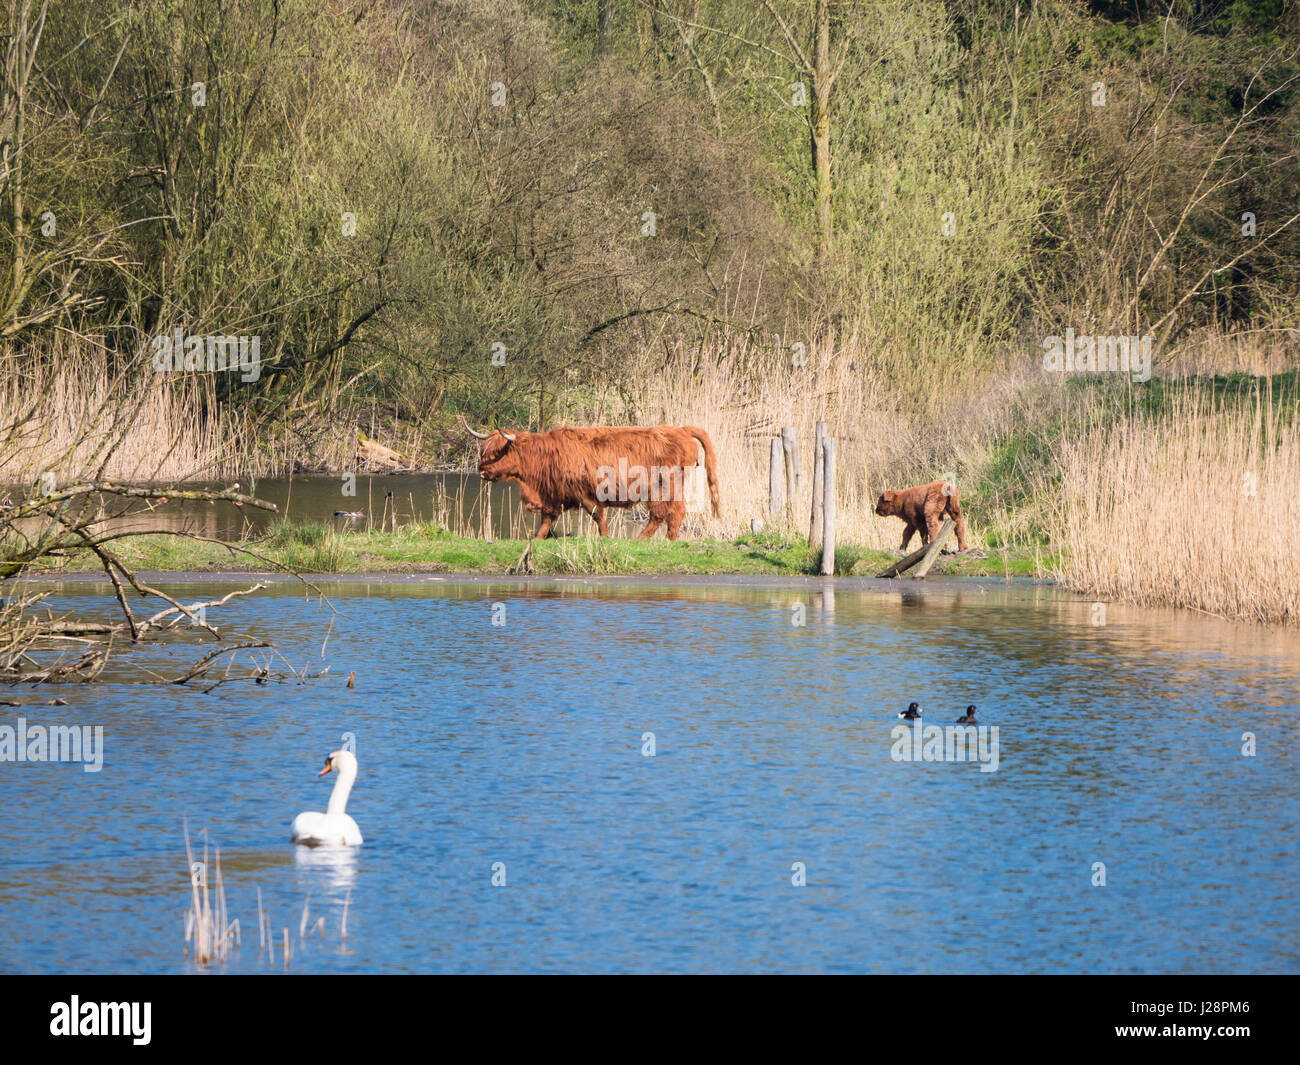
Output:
[[874, 480, 969, 552]]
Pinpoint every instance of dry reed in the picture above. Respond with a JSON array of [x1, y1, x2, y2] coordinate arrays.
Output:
[[1, 341, 246, 483], [183, 825, 240, 964], [1047, 379, 1299, 624], [0, 339, 431, 484]]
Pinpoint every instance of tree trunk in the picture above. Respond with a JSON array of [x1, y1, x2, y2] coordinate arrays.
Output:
[[810, 0, 832, 258], [597, 0, 614, 57]]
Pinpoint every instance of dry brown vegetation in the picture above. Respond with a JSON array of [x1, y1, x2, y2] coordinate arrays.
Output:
[[1047, 377, 1299, 624]]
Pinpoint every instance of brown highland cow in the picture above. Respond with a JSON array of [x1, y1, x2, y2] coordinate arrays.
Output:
[[464, 421, 720, 540]]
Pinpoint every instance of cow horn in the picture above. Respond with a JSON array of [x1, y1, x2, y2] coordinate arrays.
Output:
[[500, 430, 516, 441], [460, 416, 492, 440]]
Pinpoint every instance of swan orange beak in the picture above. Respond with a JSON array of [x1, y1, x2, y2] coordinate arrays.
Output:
[[317, 757, 333, 777]]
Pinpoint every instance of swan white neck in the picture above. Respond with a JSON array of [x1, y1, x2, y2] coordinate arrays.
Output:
[[326, 761, 356, 815]]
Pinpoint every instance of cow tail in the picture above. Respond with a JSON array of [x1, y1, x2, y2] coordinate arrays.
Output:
[[688, 427, 721, 517]]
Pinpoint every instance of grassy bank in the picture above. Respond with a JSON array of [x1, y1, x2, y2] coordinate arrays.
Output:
[[32, 522, 1046, 580]]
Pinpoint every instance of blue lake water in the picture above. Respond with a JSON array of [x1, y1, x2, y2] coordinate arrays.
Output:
[[0, 576, 1297, 973]]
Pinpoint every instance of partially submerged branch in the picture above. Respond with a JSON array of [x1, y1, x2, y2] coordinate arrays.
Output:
[[0, 480, 309, 684]]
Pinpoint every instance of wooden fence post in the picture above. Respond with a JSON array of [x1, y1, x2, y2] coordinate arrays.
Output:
[[820, 438, 836, 576], [809, 420, 826, 547], [781, 427, 799, 520], [769, 439, 783, 515]]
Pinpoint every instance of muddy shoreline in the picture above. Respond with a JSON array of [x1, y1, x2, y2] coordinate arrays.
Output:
[[13, 569, 1055, 591]]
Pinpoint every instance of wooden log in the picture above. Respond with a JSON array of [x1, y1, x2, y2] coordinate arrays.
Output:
[[769, 439, 783, 515], [820, 438, 836, 576], [808, 420, 826, 547], [356, 431, 404, 470], [876, 518, 955, 579], [911, 519, 957, 579]]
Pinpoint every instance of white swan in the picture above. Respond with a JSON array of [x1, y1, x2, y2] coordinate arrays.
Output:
[[291, 750, 363, 847]]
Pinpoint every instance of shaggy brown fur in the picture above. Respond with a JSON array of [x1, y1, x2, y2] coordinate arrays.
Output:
[[874, 481, 969, 551], [476, 425, 720, 540]]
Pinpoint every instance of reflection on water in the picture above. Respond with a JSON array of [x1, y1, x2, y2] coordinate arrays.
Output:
[[0, 577, 1296, 973], [292, 846, 358, 894]]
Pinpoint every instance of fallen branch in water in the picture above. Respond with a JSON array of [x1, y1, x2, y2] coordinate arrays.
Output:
[[164, 641, 273, 686], [28, 582, 268, 641], [0, 476, 355, 685], [508, 541, 534, 575], [3, 646, 109, 684], [1, 481, 282, 682]]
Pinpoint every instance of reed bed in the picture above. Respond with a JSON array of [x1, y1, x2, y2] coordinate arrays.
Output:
[[1046, 379, 1300, 625], [183, 827, 240, 965], [183, 828, 354, 969], [0, 340, 433, 485], [0, 342, 246, 483], [1163, 327, 1300, 378]]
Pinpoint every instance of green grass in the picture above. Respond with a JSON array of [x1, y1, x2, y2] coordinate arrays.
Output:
[[1130, 370, 1300, 421], [35, 523, 1047, 579]]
